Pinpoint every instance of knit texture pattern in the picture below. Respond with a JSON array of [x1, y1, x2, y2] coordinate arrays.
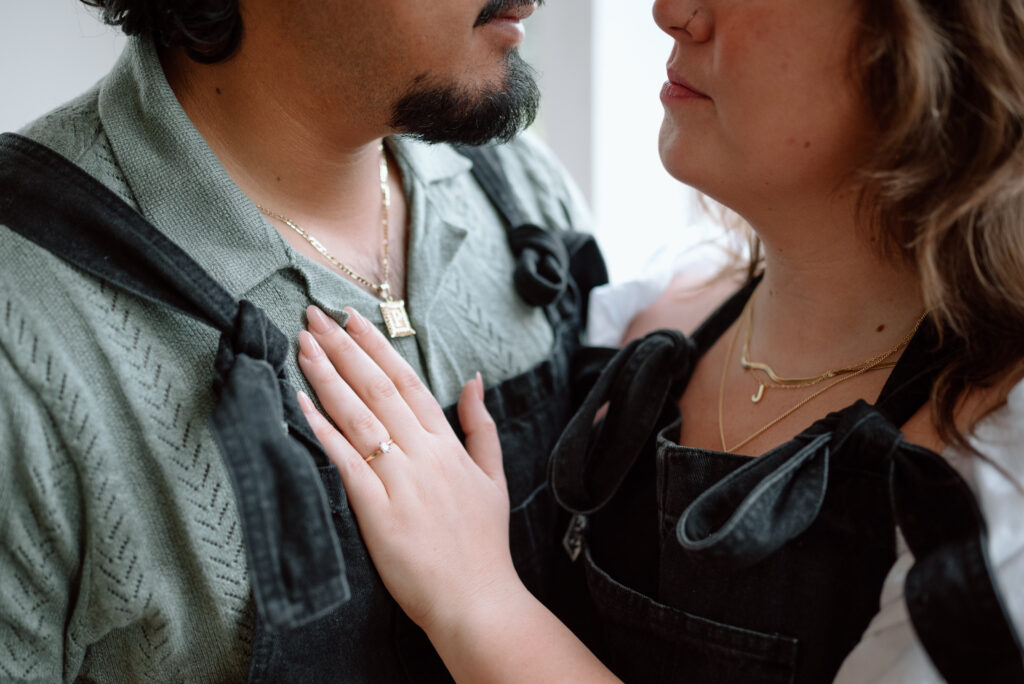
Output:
[[0, 38, 590, 682]]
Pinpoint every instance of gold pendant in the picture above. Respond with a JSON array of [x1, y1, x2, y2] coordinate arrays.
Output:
[[751, 383, 765, 403], [380, 299, 416, 338]]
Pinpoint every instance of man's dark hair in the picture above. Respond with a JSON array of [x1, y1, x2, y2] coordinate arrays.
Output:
[[80, 0, 242, 64]]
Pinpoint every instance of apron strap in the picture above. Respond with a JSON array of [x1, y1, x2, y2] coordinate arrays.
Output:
[[457, 145, 608, 323], [0, 131, 350, 632], [673, 307, 945, 566], [675, 401, 904, 568], [548, 276, 759, 516], [874, 317, 950, 427], [549, 329, 697, 513], [891, 447, 1024, 682]]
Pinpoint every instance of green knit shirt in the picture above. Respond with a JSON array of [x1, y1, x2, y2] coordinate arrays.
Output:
[[0, 38, 589, 682]]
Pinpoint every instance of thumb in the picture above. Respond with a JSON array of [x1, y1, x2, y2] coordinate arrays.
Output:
[[458, 373, 505, 487]]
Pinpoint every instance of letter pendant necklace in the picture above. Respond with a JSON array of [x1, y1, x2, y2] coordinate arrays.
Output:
[[739, 292, 910, 404], [258, 143, 415, 338], [718, 290, 926, 453]]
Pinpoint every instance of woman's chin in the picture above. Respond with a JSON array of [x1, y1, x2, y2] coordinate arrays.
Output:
[[658, 122, 701, 185]]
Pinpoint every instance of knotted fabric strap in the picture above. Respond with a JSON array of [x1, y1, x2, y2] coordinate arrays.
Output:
[[672, 392, 1023, 676], [0, 132, 349, 632], [459, 144, 589, 308], [891, 447, 1024, 682], [506, 223, 570, 307], [550, 329, 696, 513], [676, 401, 903, 568]]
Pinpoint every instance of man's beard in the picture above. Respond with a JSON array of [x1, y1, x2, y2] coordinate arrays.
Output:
[[388, 50, 540, 147]]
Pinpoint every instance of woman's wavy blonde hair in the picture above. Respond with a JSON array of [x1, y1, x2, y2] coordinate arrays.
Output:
[[848, 0, 1024, 446]]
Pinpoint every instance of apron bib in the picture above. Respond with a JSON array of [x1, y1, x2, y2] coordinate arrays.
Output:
[[550, 278, 1024, 684]]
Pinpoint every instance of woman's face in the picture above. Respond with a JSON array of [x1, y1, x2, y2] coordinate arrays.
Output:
[[653, 0, 872, 216]]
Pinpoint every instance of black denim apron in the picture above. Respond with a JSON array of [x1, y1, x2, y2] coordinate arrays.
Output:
[[0, 134, 608, 682], [550, 278, 1024, 684]]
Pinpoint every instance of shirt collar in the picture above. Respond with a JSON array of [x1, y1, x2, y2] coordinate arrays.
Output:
[[98, 38, 289, 299], [96, 37, 477, 302]]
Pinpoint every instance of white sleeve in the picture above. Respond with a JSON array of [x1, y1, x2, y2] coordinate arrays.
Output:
[[584, 276, 673, 347], [834, 382, 1024, 683]]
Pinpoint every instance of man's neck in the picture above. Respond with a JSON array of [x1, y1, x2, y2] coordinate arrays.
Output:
[[159, 46, 390, 240]]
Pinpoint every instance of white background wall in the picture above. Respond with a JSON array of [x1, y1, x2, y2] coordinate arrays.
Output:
[[0, 0, 721, 283], [0, 1, 125, 131]]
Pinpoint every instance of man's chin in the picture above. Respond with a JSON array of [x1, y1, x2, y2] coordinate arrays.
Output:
[[388, 52, 540, 146]]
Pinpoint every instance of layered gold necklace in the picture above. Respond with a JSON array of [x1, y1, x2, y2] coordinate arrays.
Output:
[[258, 143, 415, 339], [740, 294, 909, 404], [718, 293, 926, 453]]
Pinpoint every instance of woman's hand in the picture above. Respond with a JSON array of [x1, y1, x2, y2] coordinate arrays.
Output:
[[296, 305, 524, 633]]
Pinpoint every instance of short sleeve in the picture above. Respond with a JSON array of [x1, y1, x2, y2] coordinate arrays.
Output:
[[0, 348, 85, 683]]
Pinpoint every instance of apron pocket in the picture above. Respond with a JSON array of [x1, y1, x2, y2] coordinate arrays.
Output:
[[582, 546, 799, 684]]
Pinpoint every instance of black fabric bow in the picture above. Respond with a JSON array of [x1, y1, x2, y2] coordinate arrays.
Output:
[[457, 144, 611, 311], [0, 132, 349, 633], [550, 329, 696, 513], [507, 223, 570, 307], [676, 401, 902, 568]]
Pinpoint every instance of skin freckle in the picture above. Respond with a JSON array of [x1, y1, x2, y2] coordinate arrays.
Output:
[[215, 87, 221, 95], [876, 324, 886, 333]]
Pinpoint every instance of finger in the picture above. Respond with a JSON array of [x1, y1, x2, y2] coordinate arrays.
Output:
[[305, 307, 429, 446], [342, 307, 449, 434], [296, 390, 390, 510], [298, 330, 399, 461], [457, 373, 506, 488]]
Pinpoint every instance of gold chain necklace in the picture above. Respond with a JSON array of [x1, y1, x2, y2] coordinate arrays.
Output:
[[740, 292, 920, 403], [257, 144, 415, 338], [717, 298, 926, 453]]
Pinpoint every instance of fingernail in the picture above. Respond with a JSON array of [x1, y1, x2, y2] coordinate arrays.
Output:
[[298, 330, 325, 359], [343, 307, 367, 334], [307, 306, 333, 334], [475, 371, 484, 400], [296, 390, 315, 412]]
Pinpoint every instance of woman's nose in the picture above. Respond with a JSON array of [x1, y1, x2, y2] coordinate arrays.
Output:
[[652, 0, 713, 43]]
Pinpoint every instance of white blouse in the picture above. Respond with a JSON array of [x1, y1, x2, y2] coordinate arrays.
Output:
[[586, 279, 1024, 682]]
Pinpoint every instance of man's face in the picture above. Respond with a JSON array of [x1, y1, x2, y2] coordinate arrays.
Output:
[[268, 0, 543, 145]]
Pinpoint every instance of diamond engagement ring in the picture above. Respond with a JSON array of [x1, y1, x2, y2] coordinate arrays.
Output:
[[365, 439, 395, 463]]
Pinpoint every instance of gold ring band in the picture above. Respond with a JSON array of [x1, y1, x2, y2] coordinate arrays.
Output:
[[365, 438, 395, 462]]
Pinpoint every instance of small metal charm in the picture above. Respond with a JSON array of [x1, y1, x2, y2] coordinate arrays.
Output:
[[380, 299, 416, 338], [562, 514, 589, 562]]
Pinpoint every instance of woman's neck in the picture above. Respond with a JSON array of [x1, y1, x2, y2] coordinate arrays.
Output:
[[745, 205, 924, 378]]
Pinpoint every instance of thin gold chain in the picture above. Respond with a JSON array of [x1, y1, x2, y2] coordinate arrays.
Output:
[[740, 291, 925, 386], [718, 298, 927, 453], [257, 143, 393, 301]]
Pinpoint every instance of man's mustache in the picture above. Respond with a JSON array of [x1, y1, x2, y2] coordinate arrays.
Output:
[[474, 0, 543, 28]]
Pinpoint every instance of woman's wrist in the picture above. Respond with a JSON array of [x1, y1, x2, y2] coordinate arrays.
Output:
[[420, 568, 532, 641], [422, 574, 619, 683]]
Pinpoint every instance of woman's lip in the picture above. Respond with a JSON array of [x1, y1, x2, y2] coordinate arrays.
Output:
[[661, 81, 709, 102], [665, 69, 710, 99]]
